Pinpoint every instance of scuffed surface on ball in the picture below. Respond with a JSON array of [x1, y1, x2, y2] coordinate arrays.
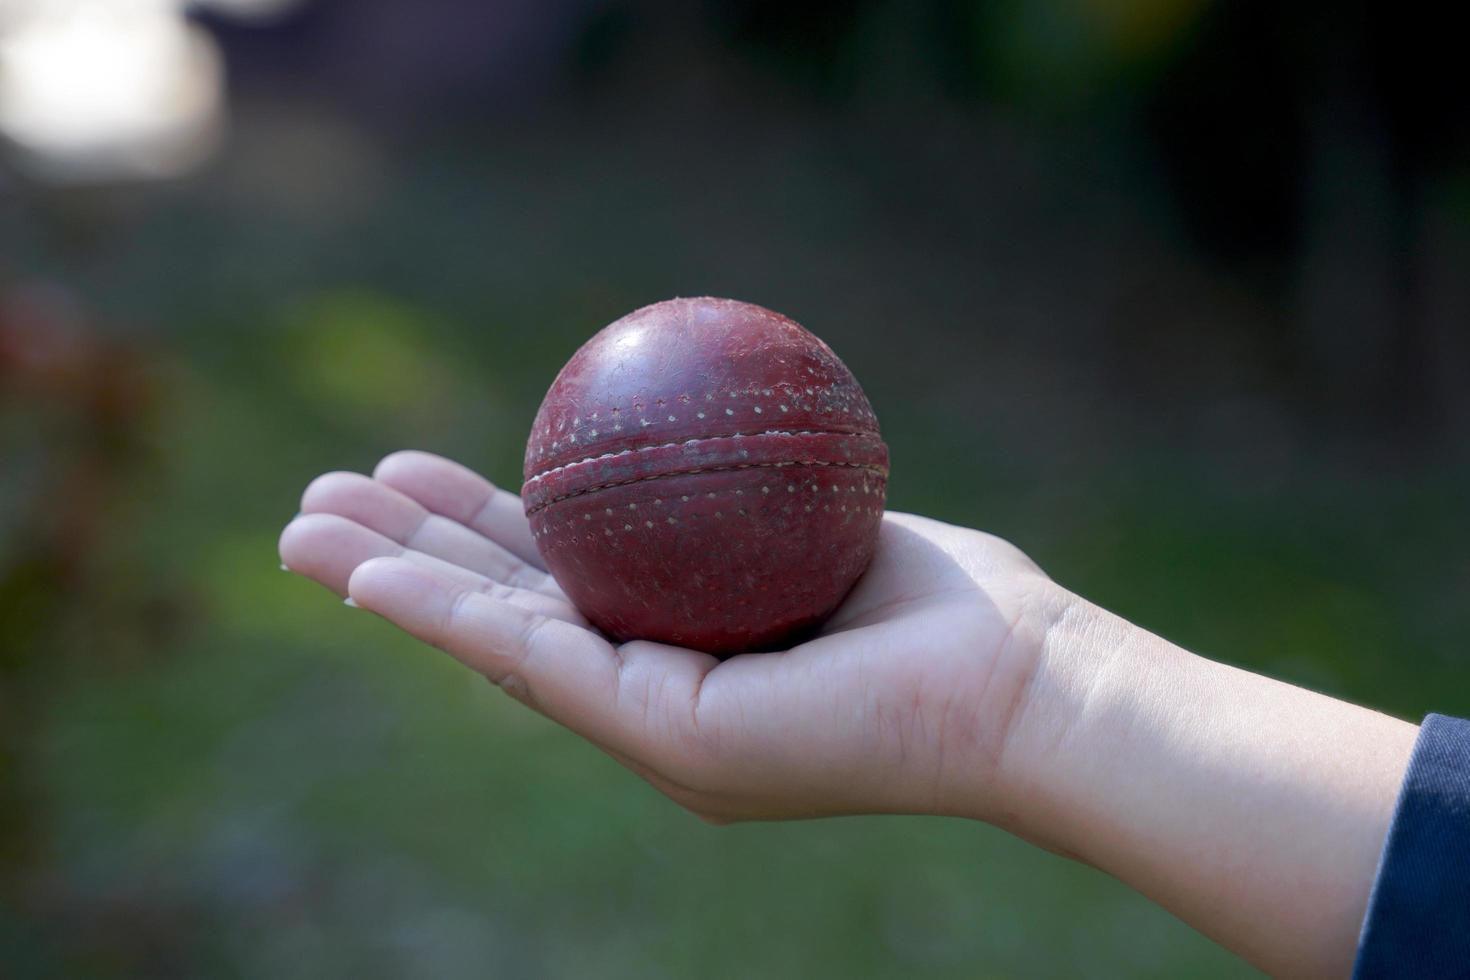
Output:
[[522, 297, 888, 655]]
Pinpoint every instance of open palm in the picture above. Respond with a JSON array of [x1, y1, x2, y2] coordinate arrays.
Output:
[[280, 451, 1061, 822]]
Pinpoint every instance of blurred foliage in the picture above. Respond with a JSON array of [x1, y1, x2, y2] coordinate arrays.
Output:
[[2, 0, 1468, 977], [966, 0, 1209, 103]]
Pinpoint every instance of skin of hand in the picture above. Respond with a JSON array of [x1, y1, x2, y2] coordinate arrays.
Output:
[[278, 451, 1064, 824], [280, 450, 1419, 980]]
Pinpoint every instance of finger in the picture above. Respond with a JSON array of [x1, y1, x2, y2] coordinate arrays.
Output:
[[347, 557, 720, 762], [300, 471, 560, 598], [372, 451, 542, 569], [279, 513, 582, 624]]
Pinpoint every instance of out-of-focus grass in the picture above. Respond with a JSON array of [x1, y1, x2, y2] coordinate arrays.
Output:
[[4, 132, 1466, 978], [12, 294, 1461, 979]]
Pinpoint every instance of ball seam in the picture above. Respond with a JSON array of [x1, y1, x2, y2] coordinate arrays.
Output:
[[524, 461, 889, 515], [524, 428, 876, 484]]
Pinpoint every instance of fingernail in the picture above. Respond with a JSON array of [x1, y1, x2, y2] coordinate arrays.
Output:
[[343, 597, 359, 608]]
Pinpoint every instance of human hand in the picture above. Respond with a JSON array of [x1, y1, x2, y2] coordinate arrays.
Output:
[[278, 450, 1070, 823], [279, 450, 1423, 978]]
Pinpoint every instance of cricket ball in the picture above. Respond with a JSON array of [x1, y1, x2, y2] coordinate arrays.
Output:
[[521, 297, 889, 655]]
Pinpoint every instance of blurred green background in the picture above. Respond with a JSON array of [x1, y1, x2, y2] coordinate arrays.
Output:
[[2, 1, 1468, 976]]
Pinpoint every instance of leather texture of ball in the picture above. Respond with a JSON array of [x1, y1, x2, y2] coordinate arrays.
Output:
[[522, 297, 889, 655]]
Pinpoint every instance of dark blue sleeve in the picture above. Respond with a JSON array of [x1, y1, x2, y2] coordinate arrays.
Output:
[[1354, 713, 1470, 978]]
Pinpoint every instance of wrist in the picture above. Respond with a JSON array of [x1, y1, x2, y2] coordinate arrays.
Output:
[[975, 584, 1418, 977], [980, 586, 1189, 854]]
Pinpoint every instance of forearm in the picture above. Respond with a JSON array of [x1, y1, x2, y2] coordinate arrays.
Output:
[[993, 588, 1418, 979]]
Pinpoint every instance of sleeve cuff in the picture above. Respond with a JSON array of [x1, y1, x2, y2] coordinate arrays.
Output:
[[1354, 713, 1470, 978]]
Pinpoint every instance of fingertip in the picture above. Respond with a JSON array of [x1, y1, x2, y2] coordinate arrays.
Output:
[[300, 470, 368, 513], [277, 512, 312, 568], [346, 557, 472, 652], [346, 554, 416, 602], [374, 449, 501, 495], [345, 556, 454, 619], [372, 450, 429, 482], [281, 512, 400, 596], [277, 511, 337, 567]]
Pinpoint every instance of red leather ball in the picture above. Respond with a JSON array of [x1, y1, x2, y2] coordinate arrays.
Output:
[[522, 297, 889, 655]]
